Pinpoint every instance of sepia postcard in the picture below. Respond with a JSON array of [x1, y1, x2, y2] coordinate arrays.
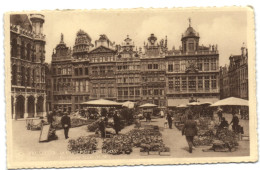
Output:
[[5, 7, 257, 169]]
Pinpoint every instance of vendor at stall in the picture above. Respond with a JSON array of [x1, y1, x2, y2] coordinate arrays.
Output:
[[218, 117, 229, 129], [113, 111, 121, 135], [217, 108, 223, 122], [160, 110, 165, 118], [166, 113, 173, 129], [98, 117, 106, 138], [230, 113, 239, 133]]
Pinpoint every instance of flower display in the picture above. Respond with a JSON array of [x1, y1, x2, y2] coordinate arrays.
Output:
[[67, 137, 98, 154]]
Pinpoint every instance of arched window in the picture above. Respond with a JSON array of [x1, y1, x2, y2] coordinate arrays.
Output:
[[27, 68, 31, 86], [21, 66, 25, 86], [11, 39, 17, 57], [21, 41, 25, 59], [27, 43, 31, 61], [12, 65, 17, 85]]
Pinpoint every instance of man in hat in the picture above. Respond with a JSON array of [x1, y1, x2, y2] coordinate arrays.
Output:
[[98, 117, 106, 138], [61, 112, 71, 139], [217, 107, 223, 122], [113, 111, 121, 135]]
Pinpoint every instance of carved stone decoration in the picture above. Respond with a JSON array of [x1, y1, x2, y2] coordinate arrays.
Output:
[[185, 60, 199, 73]]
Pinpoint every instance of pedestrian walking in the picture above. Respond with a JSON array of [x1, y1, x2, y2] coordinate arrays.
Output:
[[167, 113, 173, 129], [61, 112, 71, 139], [182, 114, 198, 153], [113, 111, 121, 135], [98, 117, 106, 138]]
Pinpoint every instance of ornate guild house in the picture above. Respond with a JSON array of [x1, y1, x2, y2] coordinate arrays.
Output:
[[166, 21, 219, 106], [10, 14, 47, 119]]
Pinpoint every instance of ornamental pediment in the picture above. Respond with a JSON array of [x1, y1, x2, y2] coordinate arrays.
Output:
[[89, 45, 115, 54]]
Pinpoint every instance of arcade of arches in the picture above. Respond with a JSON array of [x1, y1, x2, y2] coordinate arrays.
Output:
[[11, 94, 46, 119]]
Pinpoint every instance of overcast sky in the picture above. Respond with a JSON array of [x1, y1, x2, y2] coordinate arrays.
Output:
[[43, 9, 248, 66]]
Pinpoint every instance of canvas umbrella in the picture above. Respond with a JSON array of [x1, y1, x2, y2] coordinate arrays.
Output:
[[81, 99, 123, 107], [200, 102, 213, 105], [122, 101, 135, 109], [211, 97, 248, 107], [187, 102, 200, 106], [139, 103, 157, 108]]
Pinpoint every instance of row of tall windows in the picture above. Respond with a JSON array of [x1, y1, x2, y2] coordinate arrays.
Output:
[[91, 66, 114, 76], [117, 77, 140, 83], [53, 67, 72, 75], [53, 78, 71, 91], [118, 87, 140, 96], [168, 76, 217, 91], [142, 76, 165, 82], [92, 84, 115, 96], [75, 80, 89, 92], [117, 64, 140, 70], [142, 88, 164, 96], [92, 56, 115, 62], [167, 58, 217, 72], [74, 67, 88, 76]]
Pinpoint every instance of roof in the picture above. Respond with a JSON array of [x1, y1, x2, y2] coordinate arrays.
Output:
[[182, 26, 199, 39], [76, 29, 92, 41], [10, 14, 32, 31]]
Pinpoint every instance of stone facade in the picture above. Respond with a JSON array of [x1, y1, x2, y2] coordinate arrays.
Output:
[[50, 21, 221, 112], [219, 44, 248, 100], [10, 14, 47, 119], [166, 23, 219, 106]]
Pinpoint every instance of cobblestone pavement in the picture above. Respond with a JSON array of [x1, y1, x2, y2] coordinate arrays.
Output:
[[11, 114, 249, 162]]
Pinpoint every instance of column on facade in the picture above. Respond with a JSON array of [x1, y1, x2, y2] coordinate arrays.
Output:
[[17, 44, 21, 59], [209, 75, 212, 92], [43, 95, 47, 117], [12, 96, 16, 119], [24, 95, 29, 118], [202, 76, 205, 92], [195, 76, 198, 92], [34, 95, 38, 118]]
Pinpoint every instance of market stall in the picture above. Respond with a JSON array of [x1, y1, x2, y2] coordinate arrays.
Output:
[[139, 103, 157, 118]]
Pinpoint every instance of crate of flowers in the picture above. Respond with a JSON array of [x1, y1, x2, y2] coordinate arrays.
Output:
[[140, 148, 149, 156], [87, 120, 99, 132], [194, 136, 213, 146], [67, 136, 98, 154], [159, 146, 171, 156], [216, 128, 238, 151], [102, 135, 133, 155]]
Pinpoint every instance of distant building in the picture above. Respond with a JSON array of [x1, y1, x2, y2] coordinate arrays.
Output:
[[10, 14, 47, 119], [219, 44, 248, 100]]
